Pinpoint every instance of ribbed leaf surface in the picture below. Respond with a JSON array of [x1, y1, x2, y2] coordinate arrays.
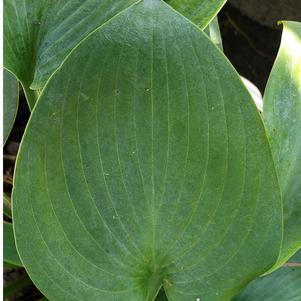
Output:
[[13, 1, 281, 300]]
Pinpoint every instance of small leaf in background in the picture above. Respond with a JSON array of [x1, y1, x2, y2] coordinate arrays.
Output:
[[232, 250, 301, 301], [3, 0, 138, 108], [3, 193, 12, 219], [3, 69, 19, 145], [4, 222, 23, 267], [263, 21, 301, 268], [165, 0, 226, 29], [204, 16, 224, 51], [13, 1, 282, 300]]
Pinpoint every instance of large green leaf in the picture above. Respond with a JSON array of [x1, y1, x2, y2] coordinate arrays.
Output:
[[233, 250, 301, 301], [165, 0, 226, 29], [3, 69, 19, 144], [4, 0, 225, 109], [4, 0, 138, 108], [263, 21, 301, 267], [13, 1, 282, 300], [3, 222, 22, 267]]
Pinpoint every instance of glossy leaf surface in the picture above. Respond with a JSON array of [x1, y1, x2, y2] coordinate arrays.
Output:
[[13, 1, 282, 300], [3, 69, 19, 144], [263, 21, 301, 267], [4, 222, 22, 267], [233, 250, 301, 301]]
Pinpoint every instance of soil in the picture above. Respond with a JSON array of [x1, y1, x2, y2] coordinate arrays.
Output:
[[3, 3, 283, 300]]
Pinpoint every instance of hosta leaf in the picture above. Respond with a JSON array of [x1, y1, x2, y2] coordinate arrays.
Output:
[[13, 1, 281, 300], [4, 0, 137, 108], [233, 250, 301, 301], [3, 69, 19, 144], [165, 0, 226, 29], [263, 21, 301, 267], [4, 222, 22, 267]]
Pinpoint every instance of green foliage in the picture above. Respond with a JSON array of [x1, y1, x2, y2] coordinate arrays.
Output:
[[3, 222, 22, 267], [13, 1, 282, 300], [233, 250, 301, 300], [3, 0, 226, 109], [3, 69, 19, 144], [263, 21, 301, 268], [4, 0, 137, 108], [3, 0, 301, 300], [3, 193, 12, 219], [165, 0, 226, 29], [204, 16, 224, 51]]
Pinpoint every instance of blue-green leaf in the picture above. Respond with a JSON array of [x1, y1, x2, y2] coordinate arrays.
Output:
[[263, 21, 301, 268], [13, 1, 281, 300], [233, 250, 301, 301]]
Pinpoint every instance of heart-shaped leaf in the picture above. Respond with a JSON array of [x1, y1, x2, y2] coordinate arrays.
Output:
[[3, 69, 19, 144], [263, 21, 301, 268], [13, 1, 281, 300], [233, 250, 301, 301]]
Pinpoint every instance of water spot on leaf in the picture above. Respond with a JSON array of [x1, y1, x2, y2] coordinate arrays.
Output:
[[80, 92, 90, 102]]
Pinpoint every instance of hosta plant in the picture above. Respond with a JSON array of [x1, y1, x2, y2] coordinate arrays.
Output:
[[3, 0, 301, 300]]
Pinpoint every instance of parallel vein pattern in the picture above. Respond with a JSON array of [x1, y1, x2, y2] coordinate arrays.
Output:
[[13, 1, 282, 301]]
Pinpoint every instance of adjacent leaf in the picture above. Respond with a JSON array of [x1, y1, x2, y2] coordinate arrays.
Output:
[[204, 16, 224, 51], [4, 222, 22, 266], [4, 0, 138, 108], [233, 250, 301, 301], [241, 77, 263, 112], [13, 1, 282, 300], [165, 0, 226, 29], [4, 193, 12, 219], [3, 69, 19, 144], [263, 21, 301, 267]]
